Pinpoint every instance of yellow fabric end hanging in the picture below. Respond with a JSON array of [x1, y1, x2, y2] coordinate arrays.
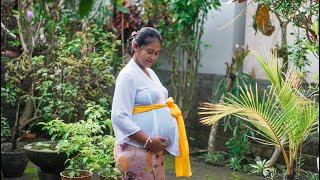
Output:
[[133, 97, 192, 177]]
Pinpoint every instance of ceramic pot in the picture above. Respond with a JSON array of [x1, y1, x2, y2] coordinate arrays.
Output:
[[1, 143, 29, 178]]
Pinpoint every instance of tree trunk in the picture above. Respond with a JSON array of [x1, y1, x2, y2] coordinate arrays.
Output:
[[286, 164, 295, 180], [207, 76, 233, 153], [207, 122, 219, 153], [274, 13, 289, 75], [280, 22, 289, 75], [17, 99, 34, 129], [267, 145, 281, 167]]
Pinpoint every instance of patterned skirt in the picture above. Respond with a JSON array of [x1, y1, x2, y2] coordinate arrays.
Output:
[[114, 143, 166, 180]]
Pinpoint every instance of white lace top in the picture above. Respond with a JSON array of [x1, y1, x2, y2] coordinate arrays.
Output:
[[111, 59, 179, 156]]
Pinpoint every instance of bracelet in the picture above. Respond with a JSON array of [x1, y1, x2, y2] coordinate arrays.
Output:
[[143, 136, 152, 148]]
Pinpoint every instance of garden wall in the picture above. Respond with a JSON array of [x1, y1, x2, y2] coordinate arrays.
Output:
[[155, 69, 319, 172]]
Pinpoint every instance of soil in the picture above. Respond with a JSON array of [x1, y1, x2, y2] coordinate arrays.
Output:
[[1, 143, 25, 152], [30, 142, 57, 151]]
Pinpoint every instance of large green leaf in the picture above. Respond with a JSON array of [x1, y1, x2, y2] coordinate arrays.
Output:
[[78, 0, 94, 18]]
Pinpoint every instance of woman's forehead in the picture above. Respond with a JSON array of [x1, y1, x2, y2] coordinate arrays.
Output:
[[144, 40, 161, 49]]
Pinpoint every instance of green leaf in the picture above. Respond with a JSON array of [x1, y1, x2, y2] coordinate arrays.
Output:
[[311, 19, 318, 36], [69, 171, 75, 178], [78, 0, 94, 18], [11, 10, 20, 15], [116, 4, 128, 13]]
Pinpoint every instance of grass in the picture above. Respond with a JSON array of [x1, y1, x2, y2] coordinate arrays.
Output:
[[165, 154, 176, 171], [23, 162, 38, 180]]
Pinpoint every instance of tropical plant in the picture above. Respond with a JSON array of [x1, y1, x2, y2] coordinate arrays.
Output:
[[199, 51, 319, 179], [225, 130, 251, 160], [288, 30, 310, 71], [303, 170, 319, 180], [228, 156, 243, 171], [304, 19, 319, 59], [204, 152, 225, 166], [249, 159, 275, 177]]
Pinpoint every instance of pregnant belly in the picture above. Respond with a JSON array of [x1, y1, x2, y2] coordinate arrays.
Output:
[[132, 107, 178, 138], [132, 108, 179, 155]]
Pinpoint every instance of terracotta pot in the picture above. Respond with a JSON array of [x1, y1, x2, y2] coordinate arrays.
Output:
[[60, 170, 93, 180], [24, 133, 36, 139]]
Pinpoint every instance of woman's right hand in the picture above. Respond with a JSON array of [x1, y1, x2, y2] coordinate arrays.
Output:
[[147, 136, 168, 152]]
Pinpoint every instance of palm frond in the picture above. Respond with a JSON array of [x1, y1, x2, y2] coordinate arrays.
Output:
[[251, 50, 282, 88], [199, 83, 298, 148], [199, 50, 319, 177]]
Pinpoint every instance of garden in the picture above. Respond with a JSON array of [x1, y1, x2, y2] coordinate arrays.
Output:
[[1, 0, 318, 180]]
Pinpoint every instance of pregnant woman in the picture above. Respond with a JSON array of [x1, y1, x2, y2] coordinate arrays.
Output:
[[111, 27, 191, 179]]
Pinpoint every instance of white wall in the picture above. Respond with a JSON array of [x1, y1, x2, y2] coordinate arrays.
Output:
[[198, 2, 248, 75], [158, 1, 318, 82], [158, 2, 245, 75], [243, 0, 318, 82]]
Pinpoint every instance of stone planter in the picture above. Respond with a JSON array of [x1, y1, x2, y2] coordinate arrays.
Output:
[[1, 143, 29, 178], [24, 141, 68, 180]]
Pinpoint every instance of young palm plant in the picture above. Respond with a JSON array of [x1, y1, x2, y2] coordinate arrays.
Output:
[[199, 51, 319, 180]]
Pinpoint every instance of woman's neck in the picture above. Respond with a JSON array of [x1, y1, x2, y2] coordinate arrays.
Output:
[[133, 57, 150, 77], [133, 57, 146, 71]]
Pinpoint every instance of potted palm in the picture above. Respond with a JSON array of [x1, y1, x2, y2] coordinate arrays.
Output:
[[199, 51, 319, 180]]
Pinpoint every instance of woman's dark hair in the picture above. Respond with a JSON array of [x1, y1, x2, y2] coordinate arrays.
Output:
[[126, 27, 162, 56]]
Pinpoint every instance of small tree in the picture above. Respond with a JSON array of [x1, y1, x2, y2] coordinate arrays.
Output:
[[142, 0, 221, 118], [199, 51, 319, 180]]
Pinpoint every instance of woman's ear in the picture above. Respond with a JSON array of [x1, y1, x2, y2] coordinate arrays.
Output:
[[132, 42, 139, 52]]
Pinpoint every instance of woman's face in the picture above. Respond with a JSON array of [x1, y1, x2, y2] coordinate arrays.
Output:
[[133, 39, 161, 68]]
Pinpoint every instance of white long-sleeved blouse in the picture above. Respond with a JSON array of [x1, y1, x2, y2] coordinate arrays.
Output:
[[111, 59, 179, 156]]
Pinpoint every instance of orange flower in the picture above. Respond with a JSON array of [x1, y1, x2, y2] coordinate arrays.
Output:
[[117, 155, 129, 170]]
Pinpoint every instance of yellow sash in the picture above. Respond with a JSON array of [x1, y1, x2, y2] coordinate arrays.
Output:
[[133, 97, 192, 177]]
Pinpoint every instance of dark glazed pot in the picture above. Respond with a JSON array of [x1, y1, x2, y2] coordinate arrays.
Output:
[[1, 143, 29, 178]]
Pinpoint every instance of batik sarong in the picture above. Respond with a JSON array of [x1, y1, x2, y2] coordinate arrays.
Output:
[[114, 143, 166, 180]]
